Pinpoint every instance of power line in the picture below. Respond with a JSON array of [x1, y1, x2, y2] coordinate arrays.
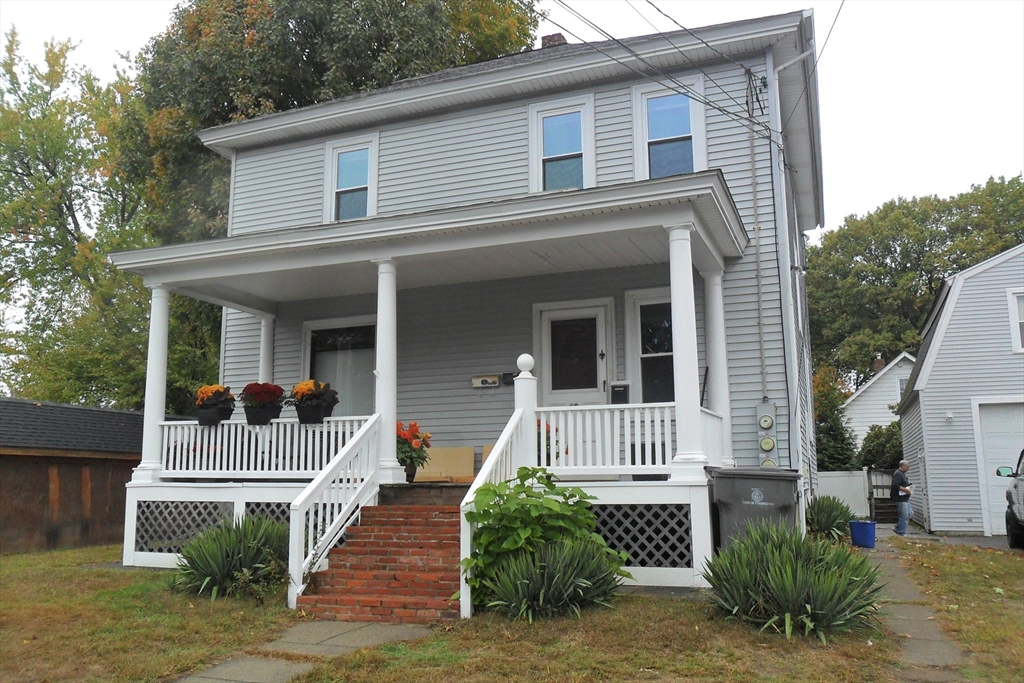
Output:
[[782, 0, 844, 132], [643, 0, 748, 72]]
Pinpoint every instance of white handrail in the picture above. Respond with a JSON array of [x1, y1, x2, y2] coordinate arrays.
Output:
[[161, 416, 369, 479], [287, 413, 381, 608], [459, 408, 525, 619]]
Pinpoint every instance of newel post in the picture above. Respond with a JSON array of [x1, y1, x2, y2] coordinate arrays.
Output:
[[514, 354, 538, 470]]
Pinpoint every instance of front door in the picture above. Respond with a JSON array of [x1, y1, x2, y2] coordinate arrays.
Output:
[[537, 302, 610, 406]]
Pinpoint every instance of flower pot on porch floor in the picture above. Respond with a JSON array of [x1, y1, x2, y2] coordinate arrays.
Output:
[[244, 404, 282, 426], [295, 404, 334, 424], [196, 406, 234, 426], [404, 463, 418, 483]]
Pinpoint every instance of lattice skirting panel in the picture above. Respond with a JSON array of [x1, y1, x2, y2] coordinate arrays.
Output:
[[135, 500, 234, 553], [593, 504, 692, 569], [245, 501, 291, 526]]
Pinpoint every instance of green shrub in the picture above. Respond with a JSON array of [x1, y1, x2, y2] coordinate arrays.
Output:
[[857, 421, 903, 471], [172, 515, 289, 602], [485, 536, 625, 622], [702, 521, 883, 643], [462, 466, 628, 605], [806, 495, 855, 541]]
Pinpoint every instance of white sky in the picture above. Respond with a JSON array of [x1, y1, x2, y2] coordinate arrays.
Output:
[[1, 0, 1022, 238]]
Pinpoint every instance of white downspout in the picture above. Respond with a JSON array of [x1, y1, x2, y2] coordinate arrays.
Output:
[[769, 45, 816, 471]]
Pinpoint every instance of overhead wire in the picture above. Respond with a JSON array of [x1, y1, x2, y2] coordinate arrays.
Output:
[[782, 0, 844, 132], [548, 0, 781, 143]]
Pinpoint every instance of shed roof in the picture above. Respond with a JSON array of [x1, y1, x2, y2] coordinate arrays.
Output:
[[0, 398, 145, 455]]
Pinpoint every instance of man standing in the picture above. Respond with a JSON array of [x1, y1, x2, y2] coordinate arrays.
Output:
[[891, 460, 913, 536]]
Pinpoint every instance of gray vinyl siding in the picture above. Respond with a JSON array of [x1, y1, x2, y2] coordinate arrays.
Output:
[[917, 251, 1024, 533], [221, 308, 262, 389], [220, 54, 798, 465], [898, 396, 929, 530]]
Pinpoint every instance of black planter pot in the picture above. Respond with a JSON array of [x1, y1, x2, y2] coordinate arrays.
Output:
[[196, 406, 234, 426], [244, 404, 282, 426], [404, 463, 418, 483], [295, 403, 335, 424]]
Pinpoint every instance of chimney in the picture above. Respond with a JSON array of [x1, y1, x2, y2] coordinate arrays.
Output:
[[872, 353, 885, 374], [542, 33, 567, 48]]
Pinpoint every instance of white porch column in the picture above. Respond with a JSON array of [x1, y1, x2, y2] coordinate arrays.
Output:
[[514, 354, 538, 471], [373, 259, 401, 483], [135, 286, 170, 483], [702, 270, 733, 467], [667, 226, 707, 482], [258, 316, 275, 383]]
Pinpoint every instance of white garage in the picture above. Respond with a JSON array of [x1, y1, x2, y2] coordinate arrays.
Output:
[[975, 400, 1024, 536]]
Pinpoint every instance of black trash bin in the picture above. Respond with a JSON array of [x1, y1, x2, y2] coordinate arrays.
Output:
[[708, 467, 801, 549]]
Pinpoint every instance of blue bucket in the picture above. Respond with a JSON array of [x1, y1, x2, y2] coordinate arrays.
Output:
[[849, 520, 876, 548]]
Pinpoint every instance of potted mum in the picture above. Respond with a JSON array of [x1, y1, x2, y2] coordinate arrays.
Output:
[[287, 380, 339, 424], [239, 382, 285, 425], [195, 385, 235, 426], [397, 421, 431, 483]]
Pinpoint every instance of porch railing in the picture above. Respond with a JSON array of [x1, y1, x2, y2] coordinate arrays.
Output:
[[288, 413, 381, 608], [160, 416, 370, 479], [459, 408, 525, 619]]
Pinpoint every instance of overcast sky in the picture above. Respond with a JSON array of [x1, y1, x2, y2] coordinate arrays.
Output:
[[1, 0, 1022, 238]]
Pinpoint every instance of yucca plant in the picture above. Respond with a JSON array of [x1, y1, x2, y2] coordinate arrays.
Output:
[[702, 521, 883, 643], [484, 536, 626, 623], [172, 515, 289, 602], [806, 495, 855, 541]]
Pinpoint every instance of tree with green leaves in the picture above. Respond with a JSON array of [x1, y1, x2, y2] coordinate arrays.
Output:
[[808, 176, 1024, 387], [857, 421, 902, 472], [812, 365, 857, 472]]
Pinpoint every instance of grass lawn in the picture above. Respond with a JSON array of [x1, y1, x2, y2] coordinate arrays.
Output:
[[890, 539, 1024, 683], [296, 595, 902, 683], [0, 544, 301, 683]]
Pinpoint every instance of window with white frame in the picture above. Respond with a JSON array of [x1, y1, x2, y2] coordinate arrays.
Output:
[[528, 95, 595, 192], [632, 79, 706, 181], [1008, 288, 1024, 353], [323, 134, 378, 223], [898, 377, 908, 399]]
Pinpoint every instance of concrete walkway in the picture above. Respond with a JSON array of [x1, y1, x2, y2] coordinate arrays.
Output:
[[174, 621, 432, 683], [868, 527, 965, 683]]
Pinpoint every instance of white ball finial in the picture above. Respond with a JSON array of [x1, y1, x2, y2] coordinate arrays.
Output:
[[517, 354, 534, 373]]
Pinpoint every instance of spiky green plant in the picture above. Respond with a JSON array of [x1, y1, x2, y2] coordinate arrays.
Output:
[[172, 515, 289, 602], [484, 537, 626, 622], [702, 521, 883, 643], [806, 495, 855, 541]]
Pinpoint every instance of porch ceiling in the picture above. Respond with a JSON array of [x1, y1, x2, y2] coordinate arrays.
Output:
[[110, 171, 747, 315]]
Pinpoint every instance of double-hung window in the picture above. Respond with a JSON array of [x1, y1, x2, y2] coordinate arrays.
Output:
[[633, 79, 706, 181], [323, 133, 378, 222], [529, 95, 595, 192], [1008, 288, 1024, 353]]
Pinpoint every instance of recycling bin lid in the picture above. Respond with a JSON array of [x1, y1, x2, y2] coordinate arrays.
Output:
[[710, 467, 801, 480]]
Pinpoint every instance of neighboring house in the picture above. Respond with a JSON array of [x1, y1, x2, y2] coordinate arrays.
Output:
[[0, 398, 143, 553], [110, 10, 823, 613], [843, 352, 916, 449], [898, 244, 1024, 536]]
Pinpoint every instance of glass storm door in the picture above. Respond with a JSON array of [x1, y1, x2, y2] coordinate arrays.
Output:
[[540, 306, 609, 406], [309, 325, 376, 415]]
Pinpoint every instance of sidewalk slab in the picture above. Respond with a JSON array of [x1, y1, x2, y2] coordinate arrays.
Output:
[[260, 621, 432, 658], [175, 657, 313, 683]]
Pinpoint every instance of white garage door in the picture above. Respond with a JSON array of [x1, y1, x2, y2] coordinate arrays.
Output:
[[979, 402, 1024, 536]]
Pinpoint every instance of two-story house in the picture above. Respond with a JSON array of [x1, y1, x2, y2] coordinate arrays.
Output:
[[111, 9, 823, 619]]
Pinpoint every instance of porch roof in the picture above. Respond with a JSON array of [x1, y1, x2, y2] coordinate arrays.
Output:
[[110, 171, 747, 316]]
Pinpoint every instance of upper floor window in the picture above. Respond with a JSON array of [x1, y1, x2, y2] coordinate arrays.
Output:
[[898, 377, 909, 399], [1008, 288, 1024, 353], [323, 133, 378, 223], [632, 79, 706, 181], [529, 95, 595, 193]]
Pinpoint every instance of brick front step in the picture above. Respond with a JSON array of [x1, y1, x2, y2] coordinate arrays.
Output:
[[297, 504, 462, 624]]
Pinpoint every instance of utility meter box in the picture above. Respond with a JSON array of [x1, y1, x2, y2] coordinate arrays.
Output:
[[756, 404, 778, 465]]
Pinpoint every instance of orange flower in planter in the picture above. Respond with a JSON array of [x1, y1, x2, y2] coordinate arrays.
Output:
[[396, 421, 431, 467]]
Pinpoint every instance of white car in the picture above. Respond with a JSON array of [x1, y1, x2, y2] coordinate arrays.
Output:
[[996, 448, 1024, 549]]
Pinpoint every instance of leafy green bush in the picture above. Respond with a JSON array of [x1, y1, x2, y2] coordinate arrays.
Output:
[[703, 521, 883, 643], [462, 466, 628, 605], [172, 515, 289, 602], [806, 495, 855, 541], [857, 421, 903, 471], [485, 537, 625, 622]]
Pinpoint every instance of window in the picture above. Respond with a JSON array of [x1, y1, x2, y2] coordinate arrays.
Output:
[[303, 316, 376, 416], [625, 288, 676, 404], [323, 134, 378, 223], [529, 95, 595, 192], [632, 80, 706, 181], [898, 377, 909, 399], [1009, 289, 1024, 353]]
